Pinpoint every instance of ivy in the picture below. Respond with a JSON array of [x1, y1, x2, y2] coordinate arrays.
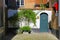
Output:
[[8, 9, 36, 26]]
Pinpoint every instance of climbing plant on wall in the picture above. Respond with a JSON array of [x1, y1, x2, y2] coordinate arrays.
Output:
[[8, 9, 36, 27], [18, 9, 36, 26]]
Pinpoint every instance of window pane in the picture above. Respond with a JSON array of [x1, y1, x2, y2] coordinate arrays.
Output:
[[21, 0, 24, 5]]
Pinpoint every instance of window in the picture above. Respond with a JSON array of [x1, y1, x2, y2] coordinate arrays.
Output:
[[21, 0, 24, 5], [16, 0, 24, 7], [19, 0, 24, 7], [6, 0, 24, 9]]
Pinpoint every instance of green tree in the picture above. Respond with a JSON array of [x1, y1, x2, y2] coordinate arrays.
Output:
[[8, 9, 36, 27], [18, 9, 36, 26], [8, 13, 18, 27]]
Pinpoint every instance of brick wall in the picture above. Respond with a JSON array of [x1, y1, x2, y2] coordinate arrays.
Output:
[[24, 0, 48, 8], [24, 0, 35, 8], [18, 0, 52, 10], [35, 0, 48, 4]]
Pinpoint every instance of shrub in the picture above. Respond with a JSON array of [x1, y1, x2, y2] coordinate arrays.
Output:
[[20, 26, 31, 31]]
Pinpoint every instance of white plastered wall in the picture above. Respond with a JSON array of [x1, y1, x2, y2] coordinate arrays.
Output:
[[18, 10, 52, 28]]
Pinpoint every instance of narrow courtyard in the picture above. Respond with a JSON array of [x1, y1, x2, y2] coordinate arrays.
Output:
[[5, 0, 59, 40], [11, 32, 58, 40]]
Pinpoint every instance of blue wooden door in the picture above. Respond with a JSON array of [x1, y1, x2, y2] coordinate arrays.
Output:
[[40, 13, 48, 32]]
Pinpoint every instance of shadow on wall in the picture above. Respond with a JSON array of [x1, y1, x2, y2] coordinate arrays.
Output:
[[5, 0, 20, 9], [5, 10, 19, 40], [5, 28, 18, 40]]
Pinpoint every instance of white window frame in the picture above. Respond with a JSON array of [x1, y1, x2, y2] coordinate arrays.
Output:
[[19, 0, 24, 7]]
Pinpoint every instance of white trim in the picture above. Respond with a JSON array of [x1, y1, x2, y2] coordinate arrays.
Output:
[[19, 0, 24, 7], [19, 0, 21, 6]]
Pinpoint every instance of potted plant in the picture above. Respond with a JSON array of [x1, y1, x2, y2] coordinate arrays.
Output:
[[20, 26, 31, 34]]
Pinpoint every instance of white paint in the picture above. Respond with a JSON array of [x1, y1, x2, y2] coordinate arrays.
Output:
[[18, 10, 52, 28], [34, 10, 52, 22]]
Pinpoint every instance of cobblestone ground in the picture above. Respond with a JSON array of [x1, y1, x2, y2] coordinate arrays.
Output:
[[12, 32, 58, 40]]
